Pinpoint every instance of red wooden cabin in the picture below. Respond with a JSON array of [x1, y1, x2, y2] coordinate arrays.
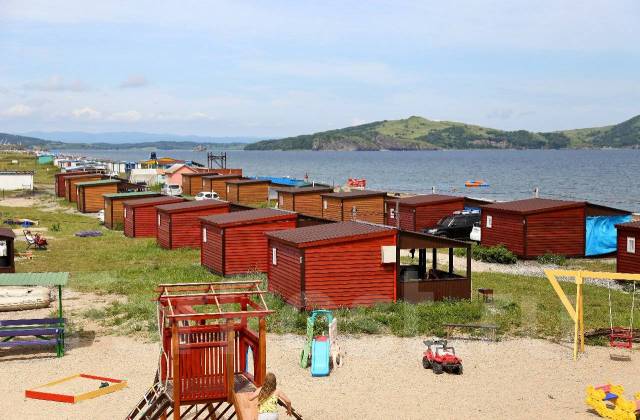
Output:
[[136, 281, 273, 420], [225, 179, 271, 205], [266, 221, 397, 310], [274, 185, 334, 218], [480, 198, 630, 258], [201, 208, 298, 276], [321, 190, 387, 225], [181, 170, 220, 196], [64, 173, 104, 202], [123, 195, 186, 238], [54, 171, 91, 197], [616, 221, 640, 273], [156, 200, 230, 249], [76, 179, 120, 213], [384, 194, 490, 231], [202, 174, 243, 200], [103, 191, 162, 230]]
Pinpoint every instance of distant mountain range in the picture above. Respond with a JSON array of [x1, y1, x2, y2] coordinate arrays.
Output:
[[245, 115, 640, 151], [3, 115, 640, 152], [0, 131, 251, 150]]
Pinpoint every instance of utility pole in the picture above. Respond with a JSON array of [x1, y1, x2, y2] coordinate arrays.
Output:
[[207, 152, 227, 169]]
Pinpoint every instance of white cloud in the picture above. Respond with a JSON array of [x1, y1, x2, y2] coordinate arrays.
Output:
[[119, 75, 148, 89], [1, 104, 34, 117], [108, 110, 143, 122], [24, 76, 88, 92], [71, 107, 101, 120]]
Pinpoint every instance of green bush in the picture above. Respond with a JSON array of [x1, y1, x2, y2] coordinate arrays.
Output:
[[536, 252, 566, 266], [472, 244, 517, 264]]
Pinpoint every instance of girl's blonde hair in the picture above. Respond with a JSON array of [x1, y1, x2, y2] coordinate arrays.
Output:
[[257, 372, 277, 403]]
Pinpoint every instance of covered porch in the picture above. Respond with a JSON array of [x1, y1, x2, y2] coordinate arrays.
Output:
[[396, 231, 472, 303]]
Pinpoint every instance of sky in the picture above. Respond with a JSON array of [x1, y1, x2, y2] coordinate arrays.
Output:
[[0, 0, 639, 139]]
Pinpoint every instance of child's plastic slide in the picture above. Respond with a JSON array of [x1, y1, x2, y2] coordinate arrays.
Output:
[[310, 336, 330, 377]]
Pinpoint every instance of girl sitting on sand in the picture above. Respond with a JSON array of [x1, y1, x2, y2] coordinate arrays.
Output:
[[249, 372, 292, 420]]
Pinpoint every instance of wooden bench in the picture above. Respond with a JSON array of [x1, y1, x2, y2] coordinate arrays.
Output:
[[443, 323, 499, 342], [0, 318, 65, 357]]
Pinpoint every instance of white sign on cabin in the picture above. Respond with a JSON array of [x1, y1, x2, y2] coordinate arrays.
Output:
[[0, 171, 34, 191]]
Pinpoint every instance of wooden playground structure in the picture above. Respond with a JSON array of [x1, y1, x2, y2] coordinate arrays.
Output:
[[546, 269, 639, 360], [127, 280, 302, 420]]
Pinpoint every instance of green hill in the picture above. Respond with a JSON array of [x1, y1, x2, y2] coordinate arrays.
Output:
[[245, 115, 640, 151]]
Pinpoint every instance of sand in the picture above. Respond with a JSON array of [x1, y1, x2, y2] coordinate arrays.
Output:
[[2, 327, 640, 419]]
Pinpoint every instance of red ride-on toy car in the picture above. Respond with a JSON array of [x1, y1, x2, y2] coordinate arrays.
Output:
[[422, 339, 463, 375]]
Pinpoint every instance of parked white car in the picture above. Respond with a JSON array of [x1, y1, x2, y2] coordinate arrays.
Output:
[[470, 223, 481, 242], [195, 191, 220, 201], [163, 184, 182, 196]]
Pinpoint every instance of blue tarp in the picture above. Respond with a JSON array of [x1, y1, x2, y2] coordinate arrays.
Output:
[[253, 176, 309, 187], [585, 215, 632, 256]]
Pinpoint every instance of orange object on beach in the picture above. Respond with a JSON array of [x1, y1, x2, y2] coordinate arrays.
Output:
[[465, 180, 489, 188], [347, 178, 366, 188]]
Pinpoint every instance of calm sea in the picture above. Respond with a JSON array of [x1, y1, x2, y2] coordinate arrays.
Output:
[[57, 149, 640, 212]]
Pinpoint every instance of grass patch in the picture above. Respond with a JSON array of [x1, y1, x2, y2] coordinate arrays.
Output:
[[2, 202, 637, 343]]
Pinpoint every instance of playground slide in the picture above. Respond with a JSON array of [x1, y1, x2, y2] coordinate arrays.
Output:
[[310, 336, 330, 377]]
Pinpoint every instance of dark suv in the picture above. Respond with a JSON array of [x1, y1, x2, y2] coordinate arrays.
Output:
[[424, 210, 480, 239]]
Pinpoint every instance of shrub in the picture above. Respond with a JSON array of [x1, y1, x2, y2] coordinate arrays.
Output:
[[51, 222, 61, 232], [536, 252, 566, 266], [472, 244, 517, 264]]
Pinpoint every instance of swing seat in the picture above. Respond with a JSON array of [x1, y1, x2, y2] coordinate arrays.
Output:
[[609, 327, 633, 349]]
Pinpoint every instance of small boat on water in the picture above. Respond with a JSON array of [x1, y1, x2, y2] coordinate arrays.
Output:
[[0, 286, 51, 312], [465, 179, 490, 188]]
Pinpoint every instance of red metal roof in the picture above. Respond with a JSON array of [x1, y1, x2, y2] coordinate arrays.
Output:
[[201, 208, 296, 227], [273, 185, 334, 194], [321, 190, 387, 199], [397, 194, 464, 207], [123, 195, 185, 208], [225, 179, 271, 185], [156, 199, 229, 214], [616, 221, 640, 230], [266, 221, 394, 247], [480, 198, 585, 215]]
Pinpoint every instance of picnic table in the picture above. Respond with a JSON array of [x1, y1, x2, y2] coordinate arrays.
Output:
[[0, 272, 68, 357]]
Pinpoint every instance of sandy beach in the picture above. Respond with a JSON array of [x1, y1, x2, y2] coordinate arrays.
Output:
[[2, 324, 639, 419]]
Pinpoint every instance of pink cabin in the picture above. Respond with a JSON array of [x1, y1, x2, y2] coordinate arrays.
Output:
[[162, 164, 199, 187]]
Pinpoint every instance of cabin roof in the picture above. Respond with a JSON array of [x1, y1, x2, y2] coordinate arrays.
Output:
[[321, 190, 387, 199], [225, 179, 271, 185], [156, 199, 228, 214], [75, 179, 120, 187], [273, 185, 334, 194], [616, 221, 640, 230], [266, 221, 394, 247], [481, 197, 629, 216], [202, 174, 242, 180], [103, 191, 160, 200], [0, 228, 15, 238], [201, 208, 296, 227], [123, 195, 184, 208], [396, 194, 464, 206]]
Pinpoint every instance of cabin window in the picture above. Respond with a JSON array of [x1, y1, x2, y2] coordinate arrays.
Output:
[[628, 237, 636, 254], [203, 227, 207, 243], [123, 208, 127, 219], [389, 208, 396, 219], [278, 195, 283, 207], [0, 240, 6, 257], [272, 248, 277, 265], [227, 185, 230, 193], [486, 215, 493, 228], [157, 214, 161, 226], [323, 200, 328, 210]]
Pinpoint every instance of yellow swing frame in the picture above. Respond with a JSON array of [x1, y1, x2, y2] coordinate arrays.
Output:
[[545, 269, 640, 360]]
